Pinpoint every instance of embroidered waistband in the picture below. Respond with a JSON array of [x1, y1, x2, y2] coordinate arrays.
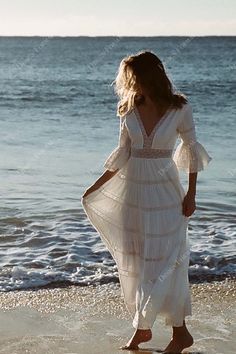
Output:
[[130, 147, 173, 158]]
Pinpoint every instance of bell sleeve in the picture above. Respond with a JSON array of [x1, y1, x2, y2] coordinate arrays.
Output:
[[173, 103, 212, 173], [103, 115, 131, 172]]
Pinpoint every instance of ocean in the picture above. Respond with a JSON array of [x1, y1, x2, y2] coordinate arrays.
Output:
[[0, 36, 235, 292]]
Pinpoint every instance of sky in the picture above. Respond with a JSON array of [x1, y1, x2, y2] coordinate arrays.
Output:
[[0, 0, 235, 36]]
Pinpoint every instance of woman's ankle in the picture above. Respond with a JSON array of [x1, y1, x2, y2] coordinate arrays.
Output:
[[172, 323, 191, 337]]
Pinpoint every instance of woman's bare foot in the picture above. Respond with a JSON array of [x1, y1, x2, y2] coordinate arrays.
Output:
[[120, 328, 152, 350], [162, 321, 194, 353], [162, 334, 193, 353]]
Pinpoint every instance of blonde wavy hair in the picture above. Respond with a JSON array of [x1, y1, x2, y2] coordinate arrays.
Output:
[[111, 50, 188, 117]]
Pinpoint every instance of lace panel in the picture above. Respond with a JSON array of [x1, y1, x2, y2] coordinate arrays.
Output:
[[114, 247, 165, 261], [116, 171, 176, 185], [83, 203, 185, 238], [118, 268, 140, 277], [130, 147, 173, 158], [100, 187, 182, 211]]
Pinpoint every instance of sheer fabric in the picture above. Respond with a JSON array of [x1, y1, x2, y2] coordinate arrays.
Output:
[[173, 103, 212, 173], [104, 103, 212, 174], [81, 102, 212, 329], [103, 115, 131, 171]]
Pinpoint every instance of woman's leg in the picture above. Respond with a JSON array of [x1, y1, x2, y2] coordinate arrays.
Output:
[[162, 320, 194, 353]]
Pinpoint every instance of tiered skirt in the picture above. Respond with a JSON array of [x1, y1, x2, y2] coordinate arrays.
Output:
[[81, 155, 192, 329]]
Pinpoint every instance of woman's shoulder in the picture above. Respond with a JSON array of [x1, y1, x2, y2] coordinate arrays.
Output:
[[175, 102, 193, 121], [173, 101, 191, 126], [119, 107, 135, 121], [174, 100, 189, 110], [181, 101, 192, 112]]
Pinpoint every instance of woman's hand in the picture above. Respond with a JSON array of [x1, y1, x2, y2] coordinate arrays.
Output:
[[82, 168, 119, 199], [82, 185, 98, 198], [182, 190, 196, 217]]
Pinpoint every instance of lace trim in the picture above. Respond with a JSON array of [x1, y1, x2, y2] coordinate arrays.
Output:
[[100, 187, 182, 211], [118, 268, 169, 285], [177, 126, 195, 134], [131, 147, 172, 158], [173, 140, 212, 173], [114, 247, 165, 262], [118, 268, 140, 277], [118, 267, 184, 283], [83, 203, 185, 238], [116, 171, 176, 185], [134, 105, 171, 148]]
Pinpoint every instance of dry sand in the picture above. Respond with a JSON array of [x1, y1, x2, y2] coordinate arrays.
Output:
[[0, 278, 235, 354]]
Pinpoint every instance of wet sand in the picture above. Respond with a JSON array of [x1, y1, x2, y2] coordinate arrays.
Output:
[[0, 278, 235, 354]]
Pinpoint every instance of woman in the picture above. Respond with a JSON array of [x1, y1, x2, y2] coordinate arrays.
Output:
[[81, 50, 212, 353]]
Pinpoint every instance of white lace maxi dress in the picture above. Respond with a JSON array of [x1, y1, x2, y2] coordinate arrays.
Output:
[[81, 102, 212, 329]]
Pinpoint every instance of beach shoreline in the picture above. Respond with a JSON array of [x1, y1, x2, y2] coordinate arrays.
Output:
[[0, 278, 235, 353]]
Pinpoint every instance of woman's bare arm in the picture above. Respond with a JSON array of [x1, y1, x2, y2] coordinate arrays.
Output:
[[182, 172, 197, 217], [188, 172, 197, 195], [82, 168, 119, 197]]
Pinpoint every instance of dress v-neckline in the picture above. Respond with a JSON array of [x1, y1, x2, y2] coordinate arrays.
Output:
[[133, 104, 171, 140]]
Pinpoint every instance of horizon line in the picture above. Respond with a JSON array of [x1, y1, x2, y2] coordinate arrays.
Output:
[[0, 35, 235, 38]]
